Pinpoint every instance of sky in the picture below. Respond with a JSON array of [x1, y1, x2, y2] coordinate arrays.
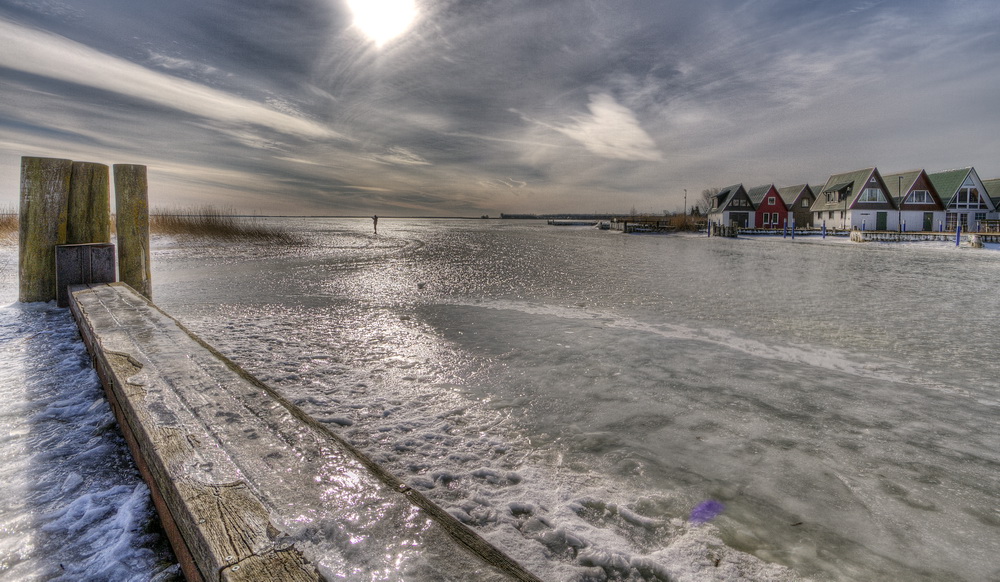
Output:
[[1, 0, 999, 216]]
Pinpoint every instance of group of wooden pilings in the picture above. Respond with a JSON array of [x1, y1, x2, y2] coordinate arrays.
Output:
[[18, 156, 151, 304]]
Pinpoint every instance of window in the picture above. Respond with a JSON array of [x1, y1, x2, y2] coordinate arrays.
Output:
[[763, 213, 770, 225], [909, 190, 930, 204], [772, 212, 779, 225], [828, 210, 834, 219], [859, 188, 883, 202], [768, 197, 775, 205], [955, 188, 983, 208], [802, 198, 809, 207]]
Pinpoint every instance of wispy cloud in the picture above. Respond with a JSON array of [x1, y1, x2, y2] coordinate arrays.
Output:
[[543, 94, 663, 162], [0, 18, 339, 141], [367, 147, 431, 166], [1, 1, 999, 215]]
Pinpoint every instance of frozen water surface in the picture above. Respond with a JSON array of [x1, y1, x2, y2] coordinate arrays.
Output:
[[146, 219, 1000, 581], [0, 244, 178, 581], [5, 221, 1000, 581]]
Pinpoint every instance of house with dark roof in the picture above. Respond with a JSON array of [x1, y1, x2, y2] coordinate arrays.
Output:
[[706, 184, 754, 228], [810, 167, 898, 230], [746, 184, 787, 229], [778, 184, 815, 228], [927, 167, 997, 231], [882, 169, 946, 232]]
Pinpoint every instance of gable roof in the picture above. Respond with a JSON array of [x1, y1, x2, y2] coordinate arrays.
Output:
[[881, 169, 945, 208], [745, 184, 777, 206], [927, 167, 972, 204], [882, 170, 921, 202], [708, 184, 745, 214], [983, 178, 1000, 207], [777, 184, 813, 209], [811, 168, 876, 212]]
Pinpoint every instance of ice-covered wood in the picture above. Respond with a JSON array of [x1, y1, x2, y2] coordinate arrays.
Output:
[[69, 282, 541, 582]]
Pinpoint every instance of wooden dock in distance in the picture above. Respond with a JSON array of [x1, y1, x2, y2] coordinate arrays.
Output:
[[69, 282, 541, 582]]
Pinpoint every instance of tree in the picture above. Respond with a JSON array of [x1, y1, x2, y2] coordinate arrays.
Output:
[[700, 188, 720, 212]]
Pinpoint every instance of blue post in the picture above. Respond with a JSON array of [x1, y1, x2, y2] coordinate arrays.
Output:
[[939, 220, 943, 232], [902, 220, 906, 232], [956, 223, 961, 246], [783, 222, 787, 238], [791, 218, 796, 239], [822, 221, 827, 239], [862, 220, 866, 231]]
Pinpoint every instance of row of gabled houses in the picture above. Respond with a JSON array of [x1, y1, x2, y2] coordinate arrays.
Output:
[[707, 166, 1000, 232]]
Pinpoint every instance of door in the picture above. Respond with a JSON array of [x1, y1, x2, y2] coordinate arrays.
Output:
[[923, 212, 933, 231], [876, 212, 887, 231], [730, 212, 749, 228]]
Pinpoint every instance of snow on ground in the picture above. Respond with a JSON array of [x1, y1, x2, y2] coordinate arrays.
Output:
[[0, 296, 179, 581]]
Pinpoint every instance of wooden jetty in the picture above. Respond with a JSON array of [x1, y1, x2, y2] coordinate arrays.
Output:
[[849, 230, 1000, 244], [609, 217, 676, 233], [69, 283, 539, 582], [18, 155, 542, 582]]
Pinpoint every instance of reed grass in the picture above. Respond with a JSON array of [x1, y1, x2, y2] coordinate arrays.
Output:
[[150, 206, 298, 243], [0, 206, 17, 244]]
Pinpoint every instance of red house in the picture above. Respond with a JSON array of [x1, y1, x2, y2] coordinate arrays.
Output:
[[747, 184, 788, 229]]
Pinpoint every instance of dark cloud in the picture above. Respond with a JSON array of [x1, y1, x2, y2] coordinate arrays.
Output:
[[1, 0, 999, 215]]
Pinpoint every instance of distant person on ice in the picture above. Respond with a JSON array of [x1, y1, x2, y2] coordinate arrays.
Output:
[[373, 215, 378, 235]]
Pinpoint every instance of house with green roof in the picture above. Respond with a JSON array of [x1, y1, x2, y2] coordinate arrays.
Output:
[[706, 184, 754, 228], [983, 178, 1000, 231], [778, 184, 815, 228], [810, 167, 898, 230], [882, 169, 946, 232], [746, 184, 787, 229], [927, 167, 996, 231], [983, 178, 1000, 208]]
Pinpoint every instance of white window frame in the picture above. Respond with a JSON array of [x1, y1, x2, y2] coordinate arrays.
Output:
[[859, 188, 883, 203], [909, 190, 930, 204], [772, 212, 779, 225], [954, 188, 984, 208], [768, 196, 775, 205]]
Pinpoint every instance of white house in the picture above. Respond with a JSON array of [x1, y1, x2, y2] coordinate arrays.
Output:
[[928, 167, 997, 232]]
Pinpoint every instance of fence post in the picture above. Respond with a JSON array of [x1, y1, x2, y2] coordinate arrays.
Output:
[[19, 157, 73, 303], [114, 164, 152, 300], [68, 162, 111, 244]]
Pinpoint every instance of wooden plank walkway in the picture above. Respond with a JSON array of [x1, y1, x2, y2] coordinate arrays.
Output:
[[69, 282, 541, 582]]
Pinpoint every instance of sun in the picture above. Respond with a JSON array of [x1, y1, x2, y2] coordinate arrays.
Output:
[[346, 0, 418, 47]]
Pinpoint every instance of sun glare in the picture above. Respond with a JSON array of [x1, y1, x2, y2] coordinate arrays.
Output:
[[347, 0, 418, 47]]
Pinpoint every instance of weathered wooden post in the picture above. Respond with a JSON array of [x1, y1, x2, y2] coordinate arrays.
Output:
[[114, 164, 152, 300], [19, 157, 72, 302], [68, 162, 111, 244], [55, 243, 116, 307]]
